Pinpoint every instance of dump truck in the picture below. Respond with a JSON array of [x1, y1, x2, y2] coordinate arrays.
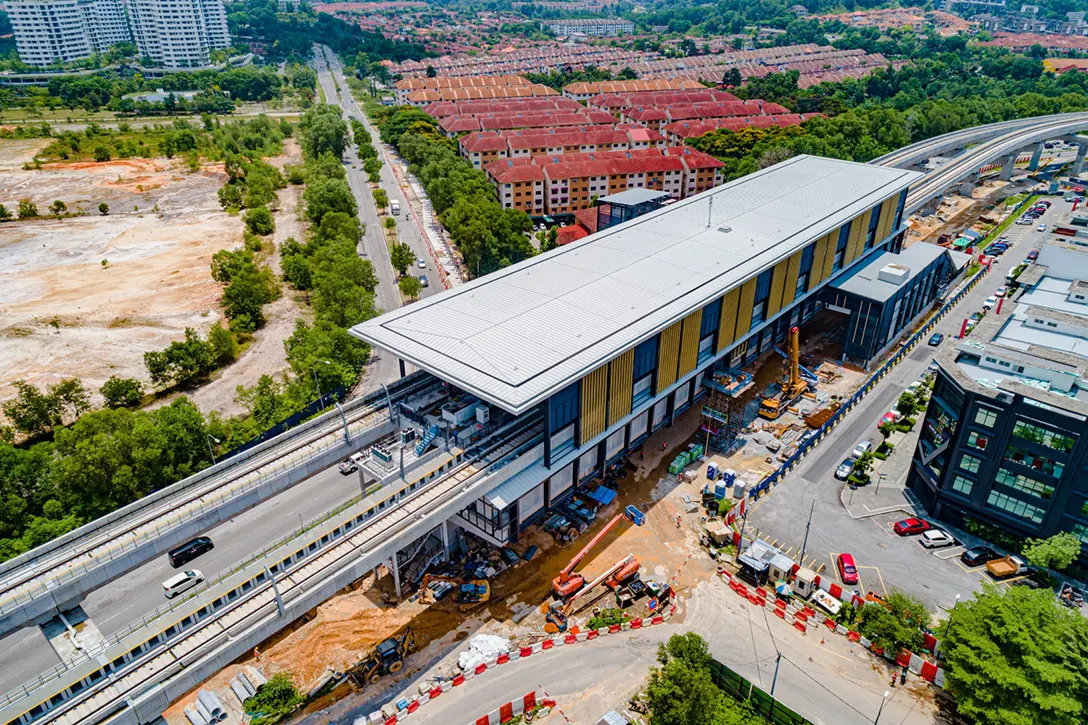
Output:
[[986, 555, 1027, 579]]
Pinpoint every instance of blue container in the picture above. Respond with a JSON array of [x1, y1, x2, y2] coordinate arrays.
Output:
[[714, 482, 726, 500], [721, 468, 736, 486], [707, 462, 719, 480]]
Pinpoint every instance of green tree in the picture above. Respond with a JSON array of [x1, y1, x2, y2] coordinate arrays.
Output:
[[49, 200, 67, 219], [210, 248, 255, 284], [0, 204, 11, 221], [856, 589, 930, 653], [398, 274, 421, 300], [389, 242, 414, 275], [383, 216, 396, 230], [244, 204, 275, 236], [98, 203, 109, 215], [372, 187, 388, 208], [221, 264, 280, 330], [895, 391, 917, 419], [2, 381, 63, 437], [299, 105, 348, 159], [723, 67, 743, 87], [208, 323, 239, 366], [143, 328, 217, 387], [17, 199, 38, 219], [541, 226, 559, 252], [244, 673, 304, 725], [425, 65, 436, 78], [851, 450, 875, 482], [1021, 532, 1082, 572], [100, 376, 144, 408], [304, 177, 356, 225], [940, 585, 1088, 725], [93, 145, 111, 162]]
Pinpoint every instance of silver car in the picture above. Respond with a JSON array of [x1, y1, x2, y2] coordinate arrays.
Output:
[[852, 440, 873, 458], [920, 529, 956, 548]]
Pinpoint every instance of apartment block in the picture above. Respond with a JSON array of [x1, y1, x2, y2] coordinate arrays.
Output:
[[126, 0, 230, 68], [459, 126, 664, 169], [487, 160, 546, 217], [4, 0, 128, 66], [485, 146, 724, 218], [544, 17, 634, 37]]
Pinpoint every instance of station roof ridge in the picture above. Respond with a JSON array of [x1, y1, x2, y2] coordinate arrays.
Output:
[[352, 155, 922, 414]]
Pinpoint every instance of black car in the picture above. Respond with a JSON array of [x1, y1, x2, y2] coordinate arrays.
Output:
[[168, 536, 214, 568], [928, 333, 945, 346], [960, 546, 998, 567]]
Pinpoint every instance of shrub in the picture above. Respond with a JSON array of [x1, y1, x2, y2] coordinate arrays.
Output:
[[244, 205, 275, 236], [587, 608, 629, 630], [98, 202, 109, 215], [18, 199, 38, 218], [100, 376, 144, 408]]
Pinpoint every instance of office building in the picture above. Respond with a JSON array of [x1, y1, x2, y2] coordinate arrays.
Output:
[[3, 0, 128, 67], [909, 234, 1088, 565], [126, 0, 231, 69], [352, 156, 920, 544]]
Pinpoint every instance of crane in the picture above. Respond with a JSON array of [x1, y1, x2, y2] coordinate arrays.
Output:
[[759, 326, 813, 420], [547, 554, 638, 632], [552, 511, 640, 599]]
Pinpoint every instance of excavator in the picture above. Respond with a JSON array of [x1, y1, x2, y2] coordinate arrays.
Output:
[[552, 509, 642, 599], [759, 326, 813, 420], [351, 626, 414, 686], [420, 574, 491, 612], [547, 554, 640, 632]]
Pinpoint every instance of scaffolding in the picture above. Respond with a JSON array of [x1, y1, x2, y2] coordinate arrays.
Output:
[[701, 367, 754, 453]]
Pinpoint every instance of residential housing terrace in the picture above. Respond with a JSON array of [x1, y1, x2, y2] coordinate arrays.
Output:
[[562, 78, 707, 101], [437, 109, 618, 136], [459, 126, 664, 169], [422, 98, 584, 118], [586, 89, 739, 114], [388, 45, 648, 78]]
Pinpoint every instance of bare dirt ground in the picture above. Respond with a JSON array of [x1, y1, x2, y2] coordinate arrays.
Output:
[[0, 138, 307, 416]]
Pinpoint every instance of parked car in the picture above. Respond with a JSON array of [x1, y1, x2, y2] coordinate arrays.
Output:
[[920, 529, 956, 548], [168, 537, 213, 568], [835, 459, 855, 481], [837, 553, 859, 585], [961, 546, 1000, 567], [928, 332, 945, 346], [417, 258, 426, 269], [893, 517, 931, 536], [879, 411, 900, 427], [339, 452, 366, 475], [1037, 224, 1047, 232], [982, 296, 998, 311], [995, 286, 1008, 298], [1027, 249, 1039, 260], [852, 440, 873, 458]]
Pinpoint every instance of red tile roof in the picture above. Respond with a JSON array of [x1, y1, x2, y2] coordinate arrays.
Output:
[[556, 224, 589, 245], [572, 206, 599, 234], [543, 155, 686, 180], [486, 159, 547, 183]]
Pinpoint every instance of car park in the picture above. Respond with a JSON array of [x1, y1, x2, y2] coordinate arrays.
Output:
[[837, 553, 859, 585], [339, 452, 367, 474], [168, 536, 214, 568], [835, 459, 855, 480], [928, 332, 944, 346], [893, 518, 931, 536], [852, 440, 873, 458], [920, 529, 956, 548], [960, 546, 999, 567]]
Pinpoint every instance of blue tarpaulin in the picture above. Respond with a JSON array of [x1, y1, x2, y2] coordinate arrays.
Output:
[[588, 486, 617, 506]]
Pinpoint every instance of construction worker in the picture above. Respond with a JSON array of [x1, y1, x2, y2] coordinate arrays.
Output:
[[676, 514, 682, 529]]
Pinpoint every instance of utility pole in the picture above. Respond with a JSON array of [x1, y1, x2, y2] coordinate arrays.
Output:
[[768, 652, 782, 717], [799, 496, 816, 566], [874, 690, 890, 724]]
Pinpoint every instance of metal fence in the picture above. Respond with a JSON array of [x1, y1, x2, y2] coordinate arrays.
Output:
[[744, 230, 1007, 503], [708, 658, 813, 725]]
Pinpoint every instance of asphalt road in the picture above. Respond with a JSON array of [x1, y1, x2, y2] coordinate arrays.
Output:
[[747, 195, 1065, 613]]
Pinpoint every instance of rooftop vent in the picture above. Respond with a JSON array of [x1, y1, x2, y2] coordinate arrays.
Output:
[[878, 263, 910, 286]]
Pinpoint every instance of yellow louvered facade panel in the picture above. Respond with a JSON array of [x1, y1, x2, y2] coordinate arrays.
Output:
[[607, 349, 634, 426], [779, 250, 803, 310], [821, 228, 839, 281], [876, 197, 897, 244], [678, 310, 701, 377], [808, 233, 832, 291], [733, 278, 758, 341], [766, 257, 789, 319], [579, 364, 608, 445], [717, 287, 741, 353], [843, 210, 869, 266], [656, 320, 683, 391]]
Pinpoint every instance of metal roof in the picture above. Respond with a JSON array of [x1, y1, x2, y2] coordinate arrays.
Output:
[[830, 242, 948, 303], [351, 155, 922, 414], [599, 188, 672, 206]]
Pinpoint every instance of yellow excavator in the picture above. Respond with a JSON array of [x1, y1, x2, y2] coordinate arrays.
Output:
[[759, 326, 811, 420], [351, 626, 414, 686], [420, 574, 491, 612]]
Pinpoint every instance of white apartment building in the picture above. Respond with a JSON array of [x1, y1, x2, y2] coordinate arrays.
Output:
[[3, 0, 230, 68], [126, 0, 231, 68], [543, 18, 634, 37], [3, 0, 127, 66]]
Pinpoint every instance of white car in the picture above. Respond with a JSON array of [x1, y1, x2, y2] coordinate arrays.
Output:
[[852, 440, 873, 458], [982, 296, 998, 311], [1037, 224, 1047, 232], [338, 452, 367, 475], [417, 258, 426, 269], [995, 286, 1008, 298], [919, 530, 956, 548]]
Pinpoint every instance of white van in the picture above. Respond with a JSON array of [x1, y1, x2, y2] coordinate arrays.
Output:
[[163, 569, 204, 599]]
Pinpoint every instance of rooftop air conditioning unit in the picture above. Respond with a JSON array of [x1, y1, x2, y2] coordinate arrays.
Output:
[[878, 263, 910, 285]]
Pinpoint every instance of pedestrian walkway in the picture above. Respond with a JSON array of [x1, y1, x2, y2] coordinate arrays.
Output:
[[841, 423, 922, 520]]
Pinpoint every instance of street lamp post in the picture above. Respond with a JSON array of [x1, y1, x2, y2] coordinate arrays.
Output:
[[874, 690, 890, 724], [799, 496, 816, 566], [944, 593, 961, 650], [206, 434, 221, 465], [768, 652, 782, 717]]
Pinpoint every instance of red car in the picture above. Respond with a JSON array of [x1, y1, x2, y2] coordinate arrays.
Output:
[[837, 553, 859, 586], [893, 518, 932, 536]]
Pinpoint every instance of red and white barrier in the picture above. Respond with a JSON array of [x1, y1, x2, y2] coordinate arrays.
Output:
[[469, 690, 539, 725]]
